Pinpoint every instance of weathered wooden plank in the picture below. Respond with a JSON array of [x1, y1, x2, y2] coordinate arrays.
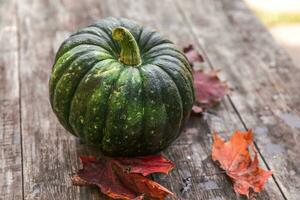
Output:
[[0, 0, 23, 199], [16, 0, 287, 199], [175, 0, 300, 199], [100, 0, 284, 199], [17, 0, 107, 199]]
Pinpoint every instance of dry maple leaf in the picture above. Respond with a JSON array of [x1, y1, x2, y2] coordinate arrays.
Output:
[[183, 44, 204, 66], [192, 70, 229, 113], [71, 155, 174, 200], [183, 45, 229, 114], [212, 130, 272, 197], [191, 105, 204, 115]]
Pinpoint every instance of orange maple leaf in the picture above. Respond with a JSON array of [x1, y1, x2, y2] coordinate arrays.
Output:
[[212, 130, 272, 197]]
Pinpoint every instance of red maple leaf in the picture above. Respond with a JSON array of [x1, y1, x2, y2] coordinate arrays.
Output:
[[192, 70, 229, 114], [212, 130, 272, 197], [191, 105, 204, 114], [183, 44, 204, 66], [183, 45, 229, 115], [71, 155, 175, 200]]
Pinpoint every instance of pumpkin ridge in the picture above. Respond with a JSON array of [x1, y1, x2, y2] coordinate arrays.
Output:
[[161, 51, 191, 67], [56, 44, 110, 63], [92, 20, 122, 52], [162, 57, 194, 101], [156, 55, 193, 82], [55, 34, 113, 60], [91, 26, 120, 53], [66, 59, 112, 129], [154, 56, 192, 80], [136, 67, 145, 154], [152, 63, 187, 140], [150, 66, 169, 149], [171, 57, 195, 99], [76, 26, 112, 40], [150, 64, 184, 142], [53, 54, 113, 135], [142, 40, 173, 55], [141, 33, 170, 55], [100, 66, 126, 150], [136, 27, 144, 48], [101, 67, 144, 155], [155, 53, 192, 74], [52, 44, 109, 73], [50, 48, 101, 105], [89, 25, 121, 56], [152, 61, 194, 122], [51, 49, 112, 104], [143, 49, 185, 63], [74, 33, 117, 55], [69, 32, 118, 57], [81, 61, 121, 144], [151, 64, 185, 108], [68, 59, 117, 138], [139, 29, 156, 54], [75, 26, 102, 36], [142, 44, 175, 59], [150, 63, 184, 116], [139, 65, 168, 152]]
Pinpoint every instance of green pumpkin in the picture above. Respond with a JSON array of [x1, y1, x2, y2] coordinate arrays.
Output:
[[49, 17, 194, 156]]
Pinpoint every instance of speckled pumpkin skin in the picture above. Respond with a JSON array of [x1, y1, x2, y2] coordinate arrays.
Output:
[[49, 17, 194, 156]]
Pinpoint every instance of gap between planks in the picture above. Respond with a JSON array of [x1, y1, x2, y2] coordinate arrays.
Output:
[[16, 3, 25, 200]]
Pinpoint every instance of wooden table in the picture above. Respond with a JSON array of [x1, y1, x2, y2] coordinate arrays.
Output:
[[1, 0, 300, 199]]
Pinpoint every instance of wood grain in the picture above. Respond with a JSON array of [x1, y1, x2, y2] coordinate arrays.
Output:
[[175, 0, 300, 199], [17, 0, 105, 199], [1, 0, 294, 199], [0, 0, 23, 199]]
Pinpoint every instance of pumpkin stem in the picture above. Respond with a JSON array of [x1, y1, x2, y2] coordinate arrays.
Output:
[[112, 27, 142, 66]]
